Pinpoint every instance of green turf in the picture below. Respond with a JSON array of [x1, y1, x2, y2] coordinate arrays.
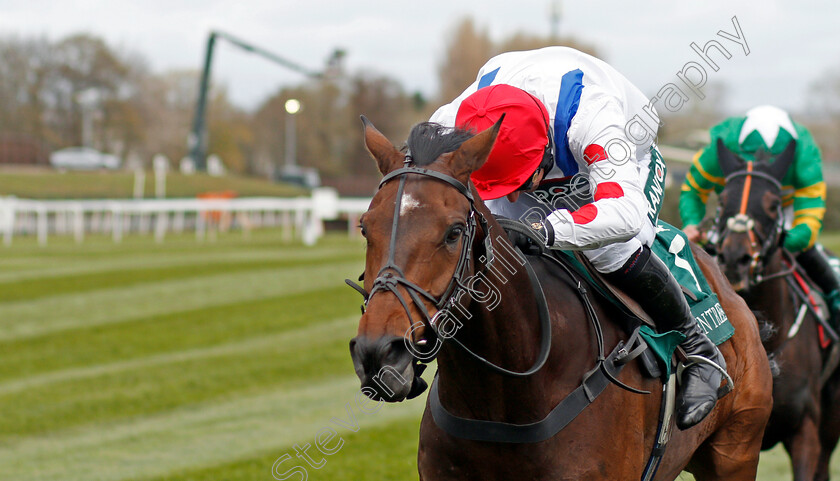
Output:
[[138, 419, 422, 481], [1, 229, 838, 481], [0, 170, 306, 199]]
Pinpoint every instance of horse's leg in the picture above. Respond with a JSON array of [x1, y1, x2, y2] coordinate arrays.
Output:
[[684, 347, 769, 481], [686, 245, 773, 481], [782, 414, 822, 481], [688, 428, 762, 480], [685, 361, 770, 481], [816, 369, 840, 481]]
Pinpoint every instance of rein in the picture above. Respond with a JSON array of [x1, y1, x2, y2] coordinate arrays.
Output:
[[428, 220, 649, 444], [713, 164, 787, 287], [347, 162, 649, 444], [346, 162, 552, 378]]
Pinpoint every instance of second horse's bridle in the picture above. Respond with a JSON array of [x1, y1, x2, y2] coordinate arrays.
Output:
[[712, 162, 788, 286]]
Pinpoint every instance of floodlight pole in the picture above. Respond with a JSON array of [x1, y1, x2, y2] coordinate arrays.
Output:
[[187, 30, 325, 171]]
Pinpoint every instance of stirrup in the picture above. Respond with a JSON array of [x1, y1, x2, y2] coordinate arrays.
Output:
[[676, 354, 734, 399]]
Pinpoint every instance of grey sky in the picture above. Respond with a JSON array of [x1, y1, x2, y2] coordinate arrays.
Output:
[[1, 0, 839, 115]]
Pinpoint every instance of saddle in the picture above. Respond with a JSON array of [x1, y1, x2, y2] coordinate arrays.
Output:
[[492, 180, 734, 379], [487, 183, 651, 327]]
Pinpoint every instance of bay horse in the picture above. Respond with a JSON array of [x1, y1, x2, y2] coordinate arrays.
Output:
[[710, 139, 840, 481], [349, 118, 772, 480]]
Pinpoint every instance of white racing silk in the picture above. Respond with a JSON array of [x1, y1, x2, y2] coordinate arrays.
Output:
[[431, 47, 661, 273]]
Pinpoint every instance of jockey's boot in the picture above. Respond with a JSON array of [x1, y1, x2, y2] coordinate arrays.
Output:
[[797, 245, 840, 332], [605, 245, 726, 430]]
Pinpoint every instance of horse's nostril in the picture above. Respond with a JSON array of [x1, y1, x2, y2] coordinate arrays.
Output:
[[382, 338, 409, 364], [724, 252, 753, 268], [350, 335, 412, 370]]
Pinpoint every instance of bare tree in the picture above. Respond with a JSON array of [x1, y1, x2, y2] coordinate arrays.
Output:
[[496, 32, 598, 57], [0, 36, 56, 148], [47, 34, 131, 147], [206, 87, 252, 174], [251, 70, 423, 182], [345, 71, 421, 175], [437, 18, 494, 104], [435, 16, 600, 107]]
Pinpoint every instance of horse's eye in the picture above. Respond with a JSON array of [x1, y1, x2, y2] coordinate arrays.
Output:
[[358, 223, 367, 237], [444, 225, 464, 244]]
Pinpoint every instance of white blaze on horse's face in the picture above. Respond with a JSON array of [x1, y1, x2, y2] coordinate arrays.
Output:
[[399, 193, 420, 216]]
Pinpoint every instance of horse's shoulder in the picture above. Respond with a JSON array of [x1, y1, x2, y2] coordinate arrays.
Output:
[[691, 243, 764, 351], [691, 244, 746, 313], [690, 244, 724, 291]]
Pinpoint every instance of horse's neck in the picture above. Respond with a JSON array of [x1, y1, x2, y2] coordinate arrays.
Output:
[[456, 203, 544, 358], [745, 250, 795, 347], [434, 210, 579, 421], [435, 238, 545, 410]]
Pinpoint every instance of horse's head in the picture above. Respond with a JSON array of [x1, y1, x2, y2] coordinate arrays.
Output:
[[349, 117, 501, 402], [713, 138, 796, 292]]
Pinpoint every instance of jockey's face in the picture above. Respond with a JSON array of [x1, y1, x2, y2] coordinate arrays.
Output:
[[531, 167, 546, 188], [506, 167, 546, 203]]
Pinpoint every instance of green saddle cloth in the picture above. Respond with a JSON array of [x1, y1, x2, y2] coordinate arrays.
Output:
[[649, 221, 735, 345], [553, 220, 735, 375], [643, 220, 735, 374]]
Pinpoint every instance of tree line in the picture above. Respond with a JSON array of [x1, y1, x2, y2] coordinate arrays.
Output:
[[0, 19, 596, 183], [1, 19, 837, 185]]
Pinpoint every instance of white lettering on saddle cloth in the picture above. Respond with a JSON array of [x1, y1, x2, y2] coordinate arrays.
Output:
[[695, 303, 728, 335], [646, 152, 667, 221]]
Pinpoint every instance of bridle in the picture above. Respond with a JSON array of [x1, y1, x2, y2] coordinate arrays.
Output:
[[345, 156, 552, 378], [359, 161, 490, 337], [712, 161, 788, 287], [347, 155, 651, 445]]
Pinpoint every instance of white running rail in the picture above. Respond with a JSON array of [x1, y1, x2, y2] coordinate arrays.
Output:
[[0, 188, 372, 246]]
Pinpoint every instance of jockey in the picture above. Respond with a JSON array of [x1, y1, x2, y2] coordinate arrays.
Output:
[[680, 105, 840, 331], [430, 46, 724, 430]]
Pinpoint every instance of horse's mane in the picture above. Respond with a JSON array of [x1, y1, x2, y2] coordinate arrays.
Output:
[[405, 122, 474, 166]]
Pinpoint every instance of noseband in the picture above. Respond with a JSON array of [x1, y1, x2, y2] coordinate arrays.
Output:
[[348, 158, 654, 444], [346, 158, 495, 357], [346, 158, 554, 378], [713, 163, 787, 286]]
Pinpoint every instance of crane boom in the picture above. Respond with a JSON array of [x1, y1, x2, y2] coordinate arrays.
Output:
[[188, 30, 323, 171]]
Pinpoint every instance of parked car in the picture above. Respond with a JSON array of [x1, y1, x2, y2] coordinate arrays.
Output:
[[276, 164, 320, 189], [50, 147, 121, 170]]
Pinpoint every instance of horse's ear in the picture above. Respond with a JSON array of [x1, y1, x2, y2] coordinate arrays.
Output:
[[716, 138, 744, 176], [362, 116, 403, 175], [767, 140, 797, 181], [451, 114, 504, 181]]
